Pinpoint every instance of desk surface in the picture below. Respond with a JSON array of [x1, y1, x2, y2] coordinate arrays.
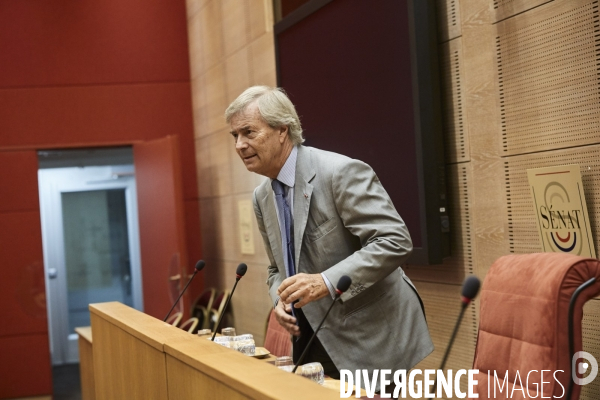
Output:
[[75, 326, 93, 343]]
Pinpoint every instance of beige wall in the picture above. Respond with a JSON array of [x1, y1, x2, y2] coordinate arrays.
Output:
[[419, 0, 600, 398], [186, 2, 600, 397], [186, 0, 276, 344]]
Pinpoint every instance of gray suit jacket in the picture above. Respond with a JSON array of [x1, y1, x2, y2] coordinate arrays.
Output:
[[253, 145, 433, 378]]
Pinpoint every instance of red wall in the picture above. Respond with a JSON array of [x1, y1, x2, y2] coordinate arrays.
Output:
[[0, 151, 52, 398], [0, 1, 200, 397]]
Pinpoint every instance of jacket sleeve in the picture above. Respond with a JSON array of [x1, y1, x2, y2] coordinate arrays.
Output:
[[321, 158, 413, 302], [252, 187, 284, 306]]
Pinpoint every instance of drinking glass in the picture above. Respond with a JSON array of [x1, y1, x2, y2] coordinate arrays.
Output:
[[275, 356, 294, 372], [221, 327, 236, 336], [298, 362, 324, 385]]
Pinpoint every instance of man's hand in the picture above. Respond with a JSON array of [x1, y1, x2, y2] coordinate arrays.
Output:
[[277, 273, 329, 308], [274, 300, 300, 336]]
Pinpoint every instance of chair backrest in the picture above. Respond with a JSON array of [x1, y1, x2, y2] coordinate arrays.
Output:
[[473, 253, 600, 400], [191, 288, 217, 329], [263, 309, 292, 358], [208, 290, 231, 330], [179, 317, 199, 334], [166, 311, 183, 327], [212, 290, 230, 313], [191, 288, 216, 315]]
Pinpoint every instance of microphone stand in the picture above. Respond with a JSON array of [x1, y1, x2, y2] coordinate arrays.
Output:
[[292, 294, 340, 373], [163, 268, 200, 322], [211, 277, 241, 341], [430, 302, 468, 398]]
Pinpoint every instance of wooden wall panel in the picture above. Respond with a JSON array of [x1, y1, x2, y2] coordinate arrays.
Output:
[[187, 0, 275, 341], [492, 0, 553, 22], [504, 144, 600, 255], [406, 163, 473, 284], [434, 1, 600, 398], [440, 37, 470, 163], [412, 281, 479, 395], [184, 199, 205, 298], [461, 0, 507, 279], [437, 0, 462, 41], [496, 0, 600, 156]]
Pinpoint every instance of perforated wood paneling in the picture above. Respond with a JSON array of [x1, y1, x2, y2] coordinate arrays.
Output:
[[406, 163, 473, 283], [581, 299, 600, 399], [493, 0, 553, 22], [440, 38, 469, 163], [505, 145, 600, 255], [496, 0, 600, 156], [412, 281, 479, 393], [437, 0, 461, 42]]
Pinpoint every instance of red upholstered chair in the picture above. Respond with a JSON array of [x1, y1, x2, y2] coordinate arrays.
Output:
[[472, 253, 600, 400], [264, 309, 292, 358]]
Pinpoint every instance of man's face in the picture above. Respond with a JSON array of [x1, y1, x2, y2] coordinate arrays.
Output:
[[229, 102, 289, 178]]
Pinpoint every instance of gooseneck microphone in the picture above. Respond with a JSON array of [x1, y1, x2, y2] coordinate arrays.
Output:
[[211, 263, 247, 341], [430, 275, 481, 397], [163, 260, 206, 322], [292, 275, 352, 373]]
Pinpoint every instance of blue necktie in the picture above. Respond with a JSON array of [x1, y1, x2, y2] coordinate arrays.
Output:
[[271, 179, 296, 279], [272, 179, 300, 327]]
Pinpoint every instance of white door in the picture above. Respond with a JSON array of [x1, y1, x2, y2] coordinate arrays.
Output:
[[38, 165, 143, 365]]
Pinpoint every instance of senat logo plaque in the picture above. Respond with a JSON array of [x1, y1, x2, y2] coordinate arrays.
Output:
[[527, 165, 596, 258]]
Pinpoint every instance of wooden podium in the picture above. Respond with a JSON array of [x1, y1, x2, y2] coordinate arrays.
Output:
[[88, 302, 341, 399]]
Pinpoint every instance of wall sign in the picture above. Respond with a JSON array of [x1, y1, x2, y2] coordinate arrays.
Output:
[[238, 199, 255, 255], [527, 165, 596, 257]]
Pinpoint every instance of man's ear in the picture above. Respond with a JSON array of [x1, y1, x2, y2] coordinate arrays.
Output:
[[278, 126, 289, 143]]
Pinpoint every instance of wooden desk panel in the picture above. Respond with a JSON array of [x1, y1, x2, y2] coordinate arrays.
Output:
[[89, 302, 342, 400], [75, 327, 95, 400], [89, 302, 192, 400], [166, 355, 251, 400], [165, 338, 341, 400], [91, 313, 169, 399]]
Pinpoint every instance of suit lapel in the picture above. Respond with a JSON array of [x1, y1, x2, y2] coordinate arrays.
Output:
[[260, 184, 285, 272], [293, 146, 315, 270]]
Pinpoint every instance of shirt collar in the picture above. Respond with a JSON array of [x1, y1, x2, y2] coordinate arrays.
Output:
[[275, 145, 298, 188]]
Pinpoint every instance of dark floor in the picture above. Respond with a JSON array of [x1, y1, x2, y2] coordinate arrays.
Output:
[[52, 364, 82, 400]]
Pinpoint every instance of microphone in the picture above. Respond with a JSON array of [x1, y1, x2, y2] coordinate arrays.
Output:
[[163, 260, 206, 322], [430, 275, 481, 397], [461, 275, 480, 306], [211, 263, 248, 341], [292, 275, 352, 373]]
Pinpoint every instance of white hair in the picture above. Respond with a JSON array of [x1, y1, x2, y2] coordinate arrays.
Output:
[[225, 86, 304, 145]]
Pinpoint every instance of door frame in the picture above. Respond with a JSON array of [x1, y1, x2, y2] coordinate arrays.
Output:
[[38, 165, 143, 365]]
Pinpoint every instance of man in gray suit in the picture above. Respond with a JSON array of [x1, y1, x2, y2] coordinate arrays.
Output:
[[226, 86, 433, 384]]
